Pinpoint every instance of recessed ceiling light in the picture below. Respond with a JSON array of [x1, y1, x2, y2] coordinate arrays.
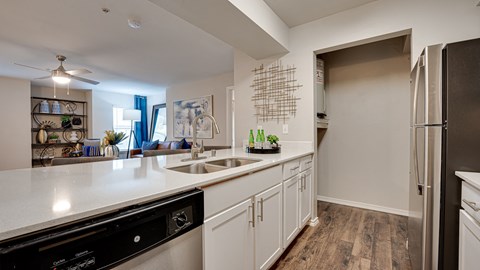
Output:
[[128, 18, 142, 29]]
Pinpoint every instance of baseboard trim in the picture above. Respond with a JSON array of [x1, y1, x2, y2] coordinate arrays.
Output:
[[309, 217, 319, 227], [317, 195, 409, 216]]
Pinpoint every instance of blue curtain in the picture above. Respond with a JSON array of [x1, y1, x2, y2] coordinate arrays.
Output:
[[134, 95, 148, 148]]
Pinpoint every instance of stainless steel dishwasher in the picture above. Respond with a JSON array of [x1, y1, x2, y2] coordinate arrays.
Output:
[[0, 189, 204, 270]]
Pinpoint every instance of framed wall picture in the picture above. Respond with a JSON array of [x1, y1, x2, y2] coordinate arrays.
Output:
[[173, 95, 213, 138]]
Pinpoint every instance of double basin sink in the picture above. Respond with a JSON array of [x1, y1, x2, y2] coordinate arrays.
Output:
[[167, 157, 261, 174]]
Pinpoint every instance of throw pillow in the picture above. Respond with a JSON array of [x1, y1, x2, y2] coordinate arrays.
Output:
[[181, 138, 191, 149], [141, 140, 159, 152], [170, 139, 183, 150]]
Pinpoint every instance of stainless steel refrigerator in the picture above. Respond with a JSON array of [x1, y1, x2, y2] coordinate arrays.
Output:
[[409, 38, 480, 270]]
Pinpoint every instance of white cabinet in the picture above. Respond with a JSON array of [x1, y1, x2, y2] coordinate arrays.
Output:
[[202, 166, 283, 270], [300, 168, 312, 227], [283, 175, 300, 248], [282, 155, 313, 249], [459, 180, 480, 270], [254, 184, 283, 270], [459, 210, 480, 270], [204, 199, 254, 270]]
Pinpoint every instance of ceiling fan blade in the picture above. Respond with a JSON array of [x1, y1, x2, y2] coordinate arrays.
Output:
[[65, 69, 92, 75], [34, 76, 51, 80], [71, 75, 100, 85], [14, 63, 50, 72]]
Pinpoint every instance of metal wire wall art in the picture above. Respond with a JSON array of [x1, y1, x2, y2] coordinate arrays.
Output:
[[251, 60, 302, 123]]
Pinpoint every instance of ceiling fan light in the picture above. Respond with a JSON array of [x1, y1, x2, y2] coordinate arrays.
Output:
[[52, 70, 71, 84], [52, 76, 71, 84]]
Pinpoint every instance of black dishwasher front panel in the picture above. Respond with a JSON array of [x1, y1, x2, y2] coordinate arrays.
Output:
[[0, 189, 204, 270]]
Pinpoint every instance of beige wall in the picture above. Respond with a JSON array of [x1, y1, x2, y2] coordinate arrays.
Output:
[[317, 37, 410, 213], [0, 77, 31, 170], [166, 72, 233, 145], [234, 0, 480, 213]]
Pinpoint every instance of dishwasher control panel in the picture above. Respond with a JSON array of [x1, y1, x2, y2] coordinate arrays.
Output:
[[0, 189, 204, 270], [169, 206, 193, 234]]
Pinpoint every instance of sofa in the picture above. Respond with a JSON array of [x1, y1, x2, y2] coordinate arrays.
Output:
[[129, 140, 231, 158]]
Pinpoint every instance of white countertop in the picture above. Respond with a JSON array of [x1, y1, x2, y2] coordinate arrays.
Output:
[[0, 143, 313, 241], [456, 171, 480, 191]]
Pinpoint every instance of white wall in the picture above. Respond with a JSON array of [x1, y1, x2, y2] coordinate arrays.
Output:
[[317, 37, 410, 213], [166, 72, 233, 145], [233, 0, 480, 213], [0, 77, 31, 170], [90, 91, 134, 139], [233, 50, 311, 146]]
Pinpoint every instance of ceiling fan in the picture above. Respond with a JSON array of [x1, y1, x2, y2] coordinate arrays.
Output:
[[15, 55, 100, 85]]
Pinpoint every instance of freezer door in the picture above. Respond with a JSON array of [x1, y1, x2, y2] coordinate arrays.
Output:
[[408, 126, 442, 270], [411, 45, 442, 127], [409, 126, 426, 270]]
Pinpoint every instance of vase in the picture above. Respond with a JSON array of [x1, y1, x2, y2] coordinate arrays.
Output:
[[36, 128, 48, 144], [104, 145, 119, 157]]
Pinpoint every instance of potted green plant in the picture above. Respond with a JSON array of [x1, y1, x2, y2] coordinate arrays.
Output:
[[47, 132, 60, 144], [103, 130, 128, 157], [267, 134, 280, 148], [61, 115, 72, 128]]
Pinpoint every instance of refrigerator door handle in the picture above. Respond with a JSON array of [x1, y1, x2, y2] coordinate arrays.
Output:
[[412, 55, 424, 126], [413, 127, 424, 195]]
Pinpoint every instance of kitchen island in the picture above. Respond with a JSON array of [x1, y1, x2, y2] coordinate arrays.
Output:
[[0, 143, 313, 242]]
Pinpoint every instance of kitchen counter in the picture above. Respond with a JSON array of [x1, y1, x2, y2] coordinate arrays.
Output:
[[456, 171, 480, 190], [0, 143, 313, 242]]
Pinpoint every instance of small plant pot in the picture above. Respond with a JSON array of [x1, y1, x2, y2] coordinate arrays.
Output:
[[61, 121, 72, 128]]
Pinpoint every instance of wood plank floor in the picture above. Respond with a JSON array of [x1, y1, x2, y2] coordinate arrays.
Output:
[[270, 201, 412, 270]]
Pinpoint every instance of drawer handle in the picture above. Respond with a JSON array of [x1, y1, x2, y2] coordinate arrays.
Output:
[[305, 161, 312, 165], [257, 198, 264, 222], [290, 166, 299, 172], [249, 200, 255, 227], [463, 199, 480, 212]]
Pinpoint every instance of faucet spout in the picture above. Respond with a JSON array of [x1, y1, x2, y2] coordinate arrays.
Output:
[[190, 113, 220, 160]]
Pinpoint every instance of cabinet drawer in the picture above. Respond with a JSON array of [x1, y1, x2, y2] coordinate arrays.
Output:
[[202, 165, 282, 219], [299, 155, 313, 172], [462, 182, 480, 223], [283, 159, 300, 180]]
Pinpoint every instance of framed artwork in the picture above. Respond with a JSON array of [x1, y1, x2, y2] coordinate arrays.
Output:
[[173, 95, 213, 138]]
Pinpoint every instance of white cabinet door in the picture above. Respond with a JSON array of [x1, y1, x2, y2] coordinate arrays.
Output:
[[283, 175, 300, 248], [255, 183, 283, 270], [300, 169, 312, 227], [459, 210, 480, 270], [204, 199, 254, 270]]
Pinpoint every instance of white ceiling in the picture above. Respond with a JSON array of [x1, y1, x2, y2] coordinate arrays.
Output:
[[0, 0, 381, 96], [0, 0, 234, 95], [264, 0, 378, 27]]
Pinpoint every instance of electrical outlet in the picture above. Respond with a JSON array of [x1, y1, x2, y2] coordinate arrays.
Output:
[[282, 124, 288, 134]]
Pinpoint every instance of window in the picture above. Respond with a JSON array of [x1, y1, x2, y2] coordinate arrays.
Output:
[[150, 104, 167, 142], [112, 107, 132, 150]]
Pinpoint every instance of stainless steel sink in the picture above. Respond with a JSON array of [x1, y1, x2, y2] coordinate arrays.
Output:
[[205, 158, 261, 168], [167, 163, 227, 174], [167, 158, 262, 174]]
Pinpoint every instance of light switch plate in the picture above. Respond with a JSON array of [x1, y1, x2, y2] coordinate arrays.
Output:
[[282, 124, 288, 134]]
